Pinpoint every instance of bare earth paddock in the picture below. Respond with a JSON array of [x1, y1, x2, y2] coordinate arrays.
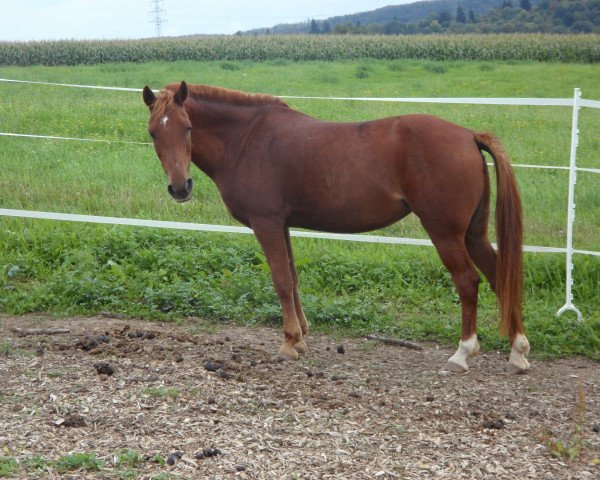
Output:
[[0, 315, 598, 479]]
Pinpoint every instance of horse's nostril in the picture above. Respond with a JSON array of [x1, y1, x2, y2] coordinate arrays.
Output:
[[187, 178, 193, 191]]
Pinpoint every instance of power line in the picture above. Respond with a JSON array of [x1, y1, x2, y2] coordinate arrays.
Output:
[[149, 0, 167, 37]]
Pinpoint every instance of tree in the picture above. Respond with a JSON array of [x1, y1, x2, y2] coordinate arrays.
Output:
[[384, 20, 403, 34], [456, 6, 467, 23], [309, 19, 320, 34], [502, 0, 514, 7], [438, 10, 452, 27], [468, 8, 477, 23], [322, 21, 331, 34], [520, 0, 532, 10]]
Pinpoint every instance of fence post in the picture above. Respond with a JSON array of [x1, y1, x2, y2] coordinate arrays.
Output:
[[556, 88, 583, 321]]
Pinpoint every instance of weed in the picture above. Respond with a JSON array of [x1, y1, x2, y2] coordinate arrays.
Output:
[[0, 341, 14, 357], [388, 62, 406, 72], [220, 62, 240, 71], [114, 449, 143, 469], [355, 65, 370, 78], [543, 384, 588, 460], [46, 369, 67, 378], [24, 456, 46, 470], [0, 340, 32, 358], [423, 62, 448, 74], [151, 473, 182, 480], [53, 452, 105, 473], [0, 458, 19, 478], [141, 387, 181, 399]]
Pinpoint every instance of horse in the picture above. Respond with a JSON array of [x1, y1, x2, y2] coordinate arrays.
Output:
[[142, 81, 530, 373]]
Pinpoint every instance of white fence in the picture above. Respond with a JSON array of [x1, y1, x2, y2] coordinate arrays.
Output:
[[0, 78, 598, 320]]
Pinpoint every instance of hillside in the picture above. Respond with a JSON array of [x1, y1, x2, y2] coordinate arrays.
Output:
[[246, 0, 525, 34], [244, 0, 600, 35]]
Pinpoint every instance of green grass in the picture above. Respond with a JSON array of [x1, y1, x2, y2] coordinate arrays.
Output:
[[141, 387, 181, 399], [53, 452, 105, 474], [0, 59, 599, 360], [0, 458, 19, 478]]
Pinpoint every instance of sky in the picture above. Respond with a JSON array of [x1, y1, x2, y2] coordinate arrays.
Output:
[[0, 0, 416, 42]]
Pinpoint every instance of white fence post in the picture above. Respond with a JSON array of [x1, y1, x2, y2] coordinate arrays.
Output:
[[556, 88, 583, 321]]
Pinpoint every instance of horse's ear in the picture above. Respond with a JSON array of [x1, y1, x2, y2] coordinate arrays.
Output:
[[143, 86, 156, 108], [175, 81, 188, 106]]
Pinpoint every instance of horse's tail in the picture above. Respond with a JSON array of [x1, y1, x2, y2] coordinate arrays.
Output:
[[475, 132, 524, 339]]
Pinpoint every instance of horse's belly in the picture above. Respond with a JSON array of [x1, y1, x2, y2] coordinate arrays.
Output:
[[288, 192, 411, 234]]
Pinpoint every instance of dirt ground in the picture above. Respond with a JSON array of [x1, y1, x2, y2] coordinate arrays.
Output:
[[0, 314, 598, 479]]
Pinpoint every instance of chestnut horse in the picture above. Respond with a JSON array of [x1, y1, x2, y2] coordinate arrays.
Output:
[[142, 81, 530, 373]]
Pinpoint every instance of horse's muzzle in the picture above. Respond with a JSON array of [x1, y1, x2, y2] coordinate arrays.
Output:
[[168, 178, 193, 203]]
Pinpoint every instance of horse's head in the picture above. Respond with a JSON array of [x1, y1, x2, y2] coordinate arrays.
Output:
[[143, 81, 193, 203]]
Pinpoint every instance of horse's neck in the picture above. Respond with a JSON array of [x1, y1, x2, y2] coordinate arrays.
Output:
[[188, 100, 258, 179]]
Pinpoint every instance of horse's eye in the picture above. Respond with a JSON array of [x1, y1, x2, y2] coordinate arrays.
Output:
[[185, 126, 192, 133]]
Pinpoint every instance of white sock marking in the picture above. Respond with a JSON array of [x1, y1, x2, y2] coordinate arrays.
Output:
[[448, 334, 480, 371], [508, 333, 530, 371]]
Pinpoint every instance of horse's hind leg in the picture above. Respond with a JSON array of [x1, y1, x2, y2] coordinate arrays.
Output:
[[251, 218, 304, 360], [426, 232, 482, 372], [465, 168, 497, 291], [466, 196, 530, 373]]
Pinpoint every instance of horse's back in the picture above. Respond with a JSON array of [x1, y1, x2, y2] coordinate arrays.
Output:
[[226, 109, 486, 233]]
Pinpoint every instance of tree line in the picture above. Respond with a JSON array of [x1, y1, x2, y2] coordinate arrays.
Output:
[[306, 0, 599, 35]]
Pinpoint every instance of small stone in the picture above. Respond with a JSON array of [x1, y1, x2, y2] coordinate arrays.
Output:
[[224, 336, 231, 342], [337, 345, 345, 354], [203, 447, 214, 457], [173, 451, 184, 459], [326, 346, 331, 351], [194, 451, 205, 459], [426, 394, 435, 402], [175, 355, 184, 363], [235, 464, 246, 472], [217, 369, 231, 380], [592, 424, 600, 433], [505, 412, 517, 420], [250, 360, 258, 367], [166, 455, 177, 466], [305, 370, 314, 377], [213, 448, 222, 456]]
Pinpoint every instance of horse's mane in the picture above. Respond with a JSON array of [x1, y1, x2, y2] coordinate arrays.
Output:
[[154, 83, 287, 115]]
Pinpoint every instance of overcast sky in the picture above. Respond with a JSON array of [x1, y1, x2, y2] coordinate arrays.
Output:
[[1, 1, 415, 42]]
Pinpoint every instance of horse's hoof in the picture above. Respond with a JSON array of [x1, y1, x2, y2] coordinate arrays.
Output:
[[446, 360, 469, 373], [507, 334, 530, 374], [506, 358, 530, 374], [276, 344, 299, 361], [294, 340, 308, 354]]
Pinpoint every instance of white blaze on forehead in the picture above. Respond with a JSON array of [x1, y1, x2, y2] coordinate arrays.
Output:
[[160, 115, 169, 127]]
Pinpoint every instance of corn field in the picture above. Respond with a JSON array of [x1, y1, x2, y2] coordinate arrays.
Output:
[[0, 34, 599, 66]]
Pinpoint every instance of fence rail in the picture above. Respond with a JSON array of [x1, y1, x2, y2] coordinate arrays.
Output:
[[1, 78, 598, 320]]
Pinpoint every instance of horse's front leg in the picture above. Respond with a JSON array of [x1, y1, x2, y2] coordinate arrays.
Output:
[[251, 219, 304, 360]]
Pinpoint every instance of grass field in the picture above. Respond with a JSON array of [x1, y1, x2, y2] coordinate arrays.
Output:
[[0, 59, 599, 359]]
